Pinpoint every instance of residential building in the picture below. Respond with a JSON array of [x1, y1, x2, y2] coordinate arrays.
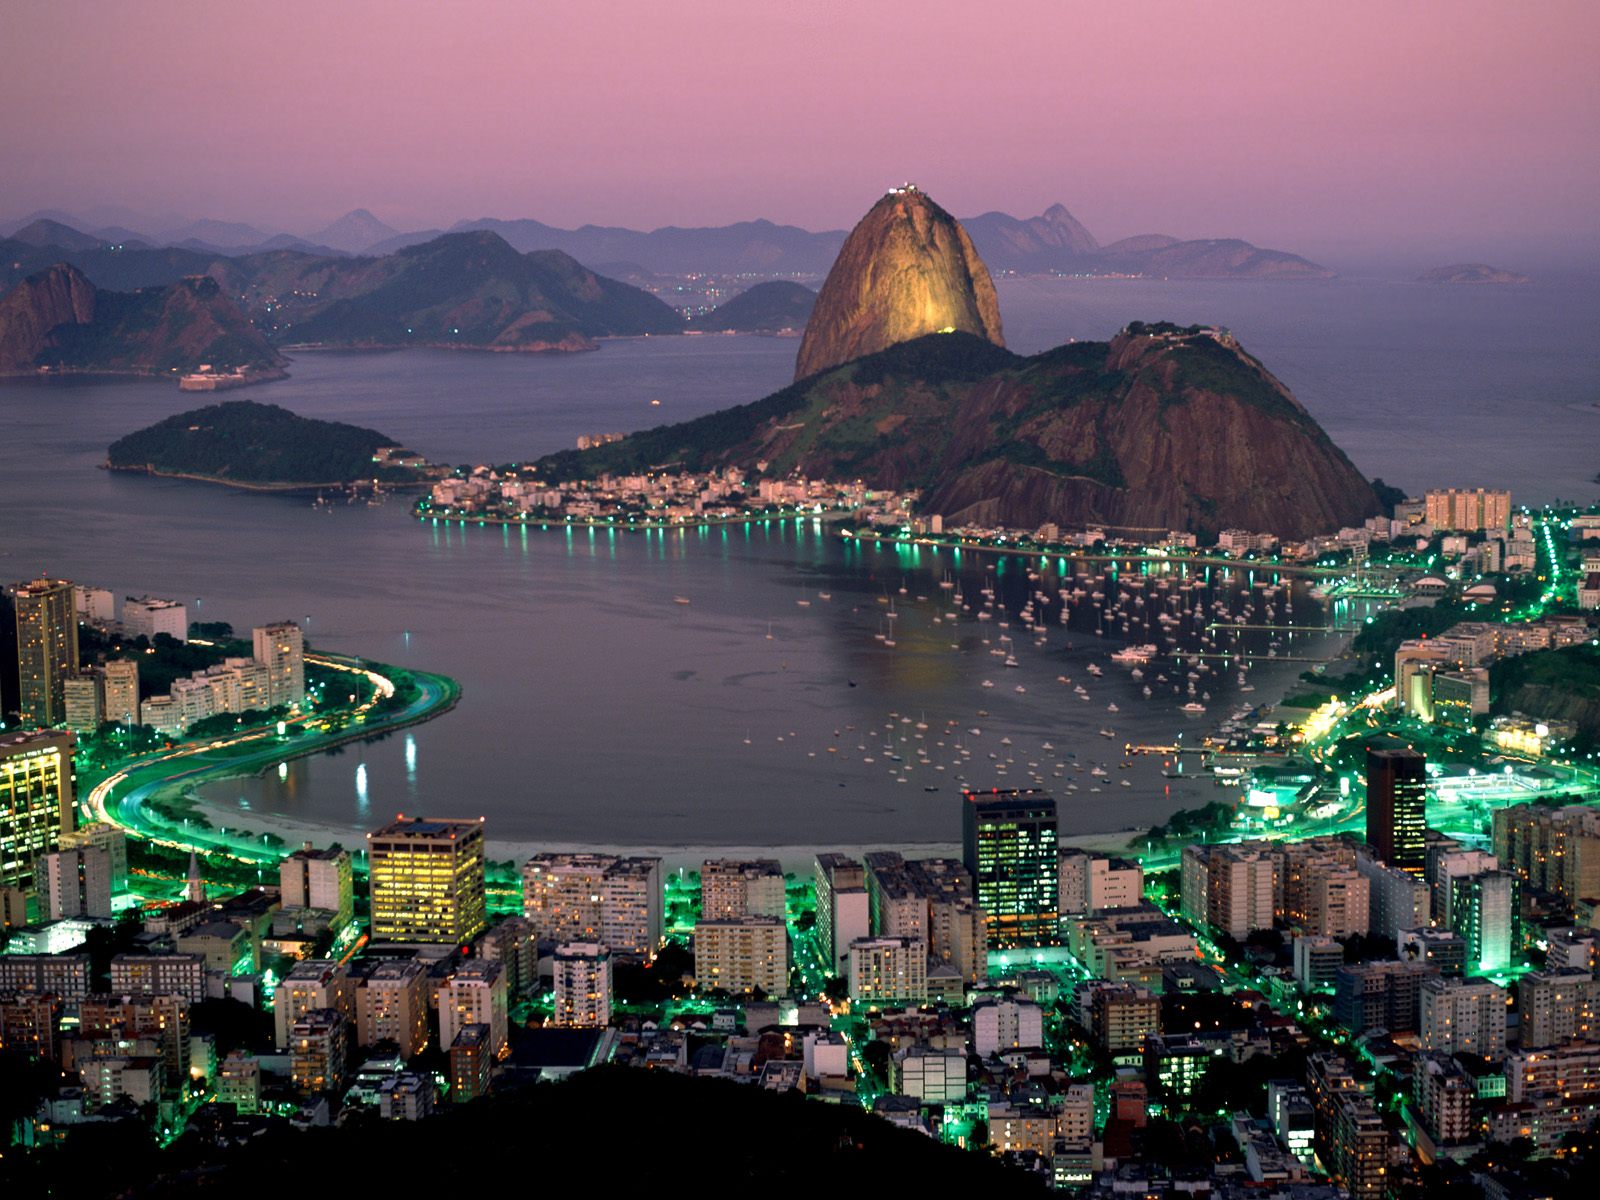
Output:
[[700, 858, 784, 919], [449, 1023, 493, 1103], [521, 853, 663, 958], [1398, 928, 1467, 978], [695, 916, 787, 997], [216, 1051, 260, 1113], [847, 936, 927, 1006], [122, 597, 187, 643], [1367, 747, 1427, 875], [35, 845, 113, 919], [552, 942, 612, 1027], [1306, 1054, 1391, 1199], [1424, 488, 1511, 533], [1494, 1043, 1600, 1151], [1493, 804, 1600, 904], [279, 844, 354, 933], [1430, 848, 1498, 929], [1419, 976, 1508, 1057], [355, 960, 430, 1058], [376, 1072, 435, 1121], [1087, 984, 1161, 1056], [1332, 960, 1438, 1035], [1303, 863, 1370, 939], [0, 730, 76, 891], [274, 959, 356, 1049], [437, 960, 508, 1059], [62, 672, 103, 732], [0, 992, 59, 1060], [1292, 935, 1345, 992], [973, 997, 1044, 1056], [1181, 843, 1275, 940], [1519, 969, 1600, 1049], [814, 853, 869, 974], [893, 1045, 967, 1103], [101, 658, 139, 727], [1355, 853, 1430, 937], [108, 954, 205, 1004], [0, 954, 90, 1005], [962, 789, 1058, 947], [476, 917, 538, 996], [58, 825, 127, 895], [1413, 1053, 1477, 1151], [251, 621, 304, 706], [1452, 870, 1518, 976], [12, 579, 78, 728], [289, 1009, 348, 1095], [367, 816, 488, 945]]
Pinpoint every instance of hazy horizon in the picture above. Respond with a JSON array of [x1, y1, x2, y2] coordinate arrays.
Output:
[[4, 0, 1598, 273]]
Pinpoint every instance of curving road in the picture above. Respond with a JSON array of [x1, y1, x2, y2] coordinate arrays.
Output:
[[84, 653, 459, 868]]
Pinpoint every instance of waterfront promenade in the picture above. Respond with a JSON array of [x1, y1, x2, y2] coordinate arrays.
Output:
[[83, 653, 459, 872]]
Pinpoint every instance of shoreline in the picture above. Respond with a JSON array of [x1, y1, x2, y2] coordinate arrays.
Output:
[[103, 464, 430, 494], [415, 505, 853, 532], [0, 366, 287, 389]]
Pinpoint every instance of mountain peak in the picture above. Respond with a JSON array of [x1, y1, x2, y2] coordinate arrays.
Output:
[[793, 187, 1003, 381], [308, 208, 401, 254]]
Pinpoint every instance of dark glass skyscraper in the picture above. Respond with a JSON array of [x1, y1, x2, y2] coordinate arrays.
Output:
[[1366, 747, 1427, 876], [961, 788, 1058, 948]]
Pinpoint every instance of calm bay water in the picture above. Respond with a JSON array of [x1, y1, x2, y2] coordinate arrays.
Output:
[[2, 276, 1595, 853]]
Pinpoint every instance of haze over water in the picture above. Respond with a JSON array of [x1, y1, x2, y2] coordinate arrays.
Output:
[[3, 278, 1594, 856]]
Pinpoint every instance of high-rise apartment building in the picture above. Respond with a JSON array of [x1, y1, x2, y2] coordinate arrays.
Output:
[[289, 1009, 348, 1095], [814, 852, 869, 975], [700, 858, 784, 919], [0, 730, 75, 891], [274, 959, 357, 1049], [367, 817, 487, 945], [847, 936, 928, 1006], [1306, 1055, 1391, 1200], [1424, 488, 1511, 533], [59, 824, 127, 894], [1366, 747, 1426, 875], [437, 960, 507, 1059], [1493, 804, 1600, 904], [1181, 843, 1276, 940], [121, 597, 187, 643], [36, 845, 113, 919], [62, 672, 104, 732], [355, 960, 430, 1058], [279, 844, 354, 933], [1419, 976, 1508, 1058], [552, 942, 612, 1027], [694, 916, 787, 997], [1354, 853, 1429, 937], [12, 580, 78, 728], [1452, 870, 1518, 976], [251, 621, 305, 707], [1519, 969, 1600, 1050], [962, 789, 1058, 947], [101, 658, 140, 727], [520, 853, 662, 958]]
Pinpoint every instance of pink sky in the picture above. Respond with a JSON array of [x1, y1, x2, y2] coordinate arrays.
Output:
[[3, 0, 1596, 259]]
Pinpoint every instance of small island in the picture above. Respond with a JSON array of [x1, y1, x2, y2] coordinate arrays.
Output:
[[106, 400, 438, 491], [1418, 262, 1531, 285], [691, 280, 817, 334]]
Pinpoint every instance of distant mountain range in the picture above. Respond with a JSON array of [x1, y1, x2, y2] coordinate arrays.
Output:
[[2, 202, 1334, 280]]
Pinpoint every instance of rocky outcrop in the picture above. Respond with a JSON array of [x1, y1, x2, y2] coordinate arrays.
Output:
[[794, 188, 1003, 380], [1419, 263, 1530, 285], [697, 281, 816, 333], [544, 323, 1381, 540], [0, 263, 283, 376]]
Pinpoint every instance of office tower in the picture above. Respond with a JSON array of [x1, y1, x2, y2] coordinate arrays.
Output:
[[273, 959, 357, 1049], [1366, 747, 1426, 875], [279, 844, 354, 933], [62, 672, 104, 732], [694, 916, 788, 997], [36, 845, 113, 919], [1452, 870, 1518, 976], [437, 960, 507, 1059], [12, 580, 78, 728], [251, 621, 305, 707], [367, 816, 487, 944], [847, 936, 927, 1006], [0, 730, 76, 891], [520, 853, 662, 958], [814, 852, 869, 975], [552, 942, 612, 1027], [97, 659, 137, 729], [121, 596, 187, 643], [962, 789, 1058, 947], [355, 960, 430, 1057], [1419, 976, 1508, 1057], [700, 858, 784, 919]]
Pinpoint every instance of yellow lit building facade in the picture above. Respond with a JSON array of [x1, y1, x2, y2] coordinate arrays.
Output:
[[367, 816, 487, 944]]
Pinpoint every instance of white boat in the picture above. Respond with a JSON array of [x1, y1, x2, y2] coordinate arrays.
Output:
[[981, 680, 995, 689], [1086, 664, 1103, 677], [1099, 728, 1115, 738], [1106, 702, 1119, 713], [796, 599, 811, 607], [1110, 643, 1157, 665], [1181, 702, 1207, 714], [673, 596, 691, 605]]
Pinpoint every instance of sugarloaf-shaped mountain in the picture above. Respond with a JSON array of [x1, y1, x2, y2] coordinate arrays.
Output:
[[536, 324, 1381, 540], [211, 231, 683, 351], [795, 187, 1003, 380], [695, 281, 816, 333], [0, 263, 284, 378]]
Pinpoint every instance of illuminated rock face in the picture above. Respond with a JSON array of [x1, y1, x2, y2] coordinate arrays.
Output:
[[794, 187, 1003, 381]]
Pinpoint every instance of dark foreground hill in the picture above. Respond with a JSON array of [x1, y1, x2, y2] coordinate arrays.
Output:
[[0, 1067, 1047, 1200], [538, 324, 1381, 540]]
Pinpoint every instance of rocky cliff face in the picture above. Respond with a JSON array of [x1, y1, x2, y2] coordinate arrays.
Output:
[[794, 188, 1003, 380], [0, 262, 282, 375], [547, 324, 1381, 540]]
